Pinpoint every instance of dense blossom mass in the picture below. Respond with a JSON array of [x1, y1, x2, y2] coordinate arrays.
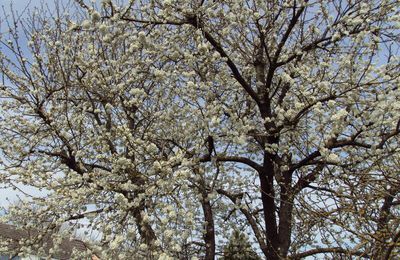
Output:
[[0, 0, 399, 259]]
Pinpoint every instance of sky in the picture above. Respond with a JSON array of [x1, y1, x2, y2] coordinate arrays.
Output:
[[0, 0, 105, 213], [1, 0, 45, 15], [0, 0, 50, 210], [1, 0, 98, 209], [0, 3, 104, 241]]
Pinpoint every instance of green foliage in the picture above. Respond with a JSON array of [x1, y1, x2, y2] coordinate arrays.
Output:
[[222, 230, 261, 260]]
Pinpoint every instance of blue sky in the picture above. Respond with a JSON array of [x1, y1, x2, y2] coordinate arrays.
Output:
[[0, 0, 47, 210], [0, 0, 107, 213], [2, 0, 44, 14]]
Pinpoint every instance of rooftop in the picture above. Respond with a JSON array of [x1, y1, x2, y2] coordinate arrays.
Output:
[[0, 223, 90, 259]]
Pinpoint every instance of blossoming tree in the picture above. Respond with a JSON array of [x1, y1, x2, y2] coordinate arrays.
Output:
[[0, 0, 399, 259]]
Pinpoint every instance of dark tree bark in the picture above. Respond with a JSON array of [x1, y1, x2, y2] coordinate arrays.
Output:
[[201, 192, 216, 260], [260, 156, 280, 260]]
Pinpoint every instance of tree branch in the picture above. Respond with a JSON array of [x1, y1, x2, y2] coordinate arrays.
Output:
[[186, 16, 260, 105], [216, 189, 268, 256], [289, 247, 370, 259]]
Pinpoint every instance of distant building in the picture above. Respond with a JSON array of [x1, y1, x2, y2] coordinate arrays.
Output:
[[0, 223, 98, 260]]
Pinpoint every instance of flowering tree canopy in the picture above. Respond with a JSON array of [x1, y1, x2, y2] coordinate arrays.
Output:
[[0, 0, 399, 259]]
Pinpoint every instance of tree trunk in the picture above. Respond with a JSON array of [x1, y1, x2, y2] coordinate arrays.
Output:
[[260, 157, 280, 260], [278, 188, 294, 257], [201, 195, 215, 260], [132, 207, 157, 246]]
